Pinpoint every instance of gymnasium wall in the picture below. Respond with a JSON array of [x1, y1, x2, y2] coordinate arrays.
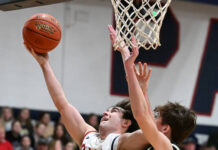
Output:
[[0, 0, 217, 142], [0, 0, 115, 114]]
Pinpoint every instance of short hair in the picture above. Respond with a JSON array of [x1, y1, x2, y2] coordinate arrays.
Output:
[[113, 99, 139, 133], [154, 102, 196, 144]]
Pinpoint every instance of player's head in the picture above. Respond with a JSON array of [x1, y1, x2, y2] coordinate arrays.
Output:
[[114, 99, 139, 133], [154, 102, 196, 144], [99, 99, 139, 134]]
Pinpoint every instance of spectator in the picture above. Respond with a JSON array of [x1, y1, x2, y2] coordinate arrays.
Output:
[[39, 112, 54, 138], [6, 120, 22, 148], [181, 134, 199, 150], [56, 116, 71, 139], [49, 139, 62, 150], [52, 123, 69, 146], [17, 108, 34, 147], [0, 125, 13, 150], [17, 108, 34, 137], [0, 107, 14, 132], [33, 122, 46, 147], [36, 138, 49, 150], [15, 135, 33, 150], [64, 140, 77, 150], [85, 113, 99, 130], [207, 132, 218, 150]]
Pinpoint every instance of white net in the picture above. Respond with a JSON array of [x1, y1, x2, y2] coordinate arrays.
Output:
[[111, 0, 172, 50]]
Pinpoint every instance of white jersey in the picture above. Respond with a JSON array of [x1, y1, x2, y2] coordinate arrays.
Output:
[[81, 131, 120, 150]]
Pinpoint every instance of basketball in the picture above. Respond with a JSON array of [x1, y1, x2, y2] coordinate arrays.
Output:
[[23, 13, 62, 53]]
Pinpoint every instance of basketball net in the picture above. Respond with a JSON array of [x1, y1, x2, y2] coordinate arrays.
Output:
[[111, 0, 172, 50]]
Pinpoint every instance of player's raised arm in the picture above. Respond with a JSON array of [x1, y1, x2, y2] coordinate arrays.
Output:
[[24, 44, 95, 146], [133, 62, 154, 119], [123, 39, 173, 150], [108, 25, 153, 119]]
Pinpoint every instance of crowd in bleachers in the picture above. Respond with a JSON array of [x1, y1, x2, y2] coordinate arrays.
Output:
[[180, 133, 218, 150], [1, 106, 218, 150], [0, 107, 100, 150]]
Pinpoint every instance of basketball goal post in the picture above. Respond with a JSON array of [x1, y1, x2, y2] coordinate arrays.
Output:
[[111, 0, 172, 50]]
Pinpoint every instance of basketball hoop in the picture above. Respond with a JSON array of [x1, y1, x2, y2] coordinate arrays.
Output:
[[111, 0, 172, 50]]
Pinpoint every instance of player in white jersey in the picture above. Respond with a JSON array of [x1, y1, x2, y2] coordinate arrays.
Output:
[[81, 131, 119, 150], [108, 25, 197, 150], [24, 43, 148, 150]]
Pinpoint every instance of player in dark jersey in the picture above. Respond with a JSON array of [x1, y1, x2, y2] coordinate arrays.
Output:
[[108, 25, 197, 150]]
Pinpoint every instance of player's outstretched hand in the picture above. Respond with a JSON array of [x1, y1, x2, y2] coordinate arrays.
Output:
[[24, 42, 49, 66], [124, 37, 139, 68], [108, 25, 129, 53], [134, 62, 151, 93]]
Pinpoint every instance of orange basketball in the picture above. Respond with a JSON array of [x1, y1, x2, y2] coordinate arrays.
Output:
[[23, 13, 61, 53]]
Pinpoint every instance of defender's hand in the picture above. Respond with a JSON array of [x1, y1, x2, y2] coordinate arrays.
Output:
[[124, 37, 139, 68], [134, 62, 151, 92]]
